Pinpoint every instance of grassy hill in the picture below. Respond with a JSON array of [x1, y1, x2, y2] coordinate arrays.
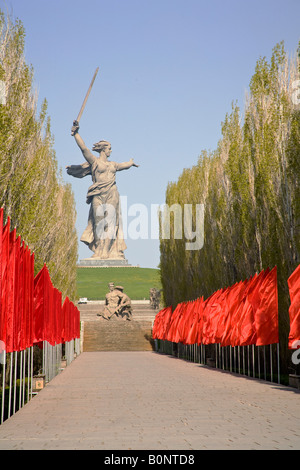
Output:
[[77, 267, 162, 300]]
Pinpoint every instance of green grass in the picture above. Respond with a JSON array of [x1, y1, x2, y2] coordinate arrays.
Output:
[[77, 267, 162, 300]]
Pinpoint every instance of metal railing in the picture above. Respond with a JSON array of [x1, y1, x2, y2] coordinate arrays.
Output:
[[0, 336, 82, 424], [155, 340, 281, 384]]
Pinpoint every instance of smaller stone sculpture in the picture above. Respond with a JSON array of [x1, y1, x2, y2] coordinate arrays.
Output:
[[149, 288, 161, 310], [97, 283, 132, 321]]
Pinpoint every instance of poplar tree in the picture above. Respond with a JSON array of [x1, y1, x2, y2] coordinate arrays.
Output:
[[160, 42, 300, 369], [0, 10, 78, 300]]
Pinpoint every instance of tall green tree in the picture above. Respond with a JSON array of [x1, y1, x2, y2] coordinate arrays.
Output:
[[160, 42, 300, 370], [0, 10, 78, 300]]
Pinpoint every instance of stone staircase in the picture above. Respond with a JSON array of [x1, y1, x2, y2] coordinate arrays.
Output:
[[78, 301, 158, 352]]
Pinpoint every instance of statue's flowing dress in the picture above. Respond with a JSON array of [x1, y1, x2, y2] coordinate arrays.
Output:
[[67, 158, 126, 259]]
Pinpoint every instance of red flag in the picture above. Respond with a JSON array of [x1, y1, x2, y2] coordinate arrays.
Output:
[[185, 297, 204, 345], [288, 264, 300, 349], [173, 301, 195, 344], [23, 245, 34, 350], [196, 297, 205, 345], [228, 278, 254, 346], [63, 297, 79, 343], [29, 251, 35, 346], [200, 295, 211, 345], [62, 296, 71, 343], [33, 264, 51, 344], [152, 308, 167, 340], [6, 229, 17, 353], [68, 298, 75, 341], [152, 306, 172, 340], [182, 300, 198, 345], [0, 218, 10, 348], [247, 269, 270, 312], [18, 241, 27, 350], [13, 236, 21, 351], [208, 288, 229, 344], [73, 303, 81, 340], [53, 287, 62, 344], [166, 302, 186, 343], [201, 289, 223, 345], [238, 275, 257, 346], [33, 265, 46, 344], [152, 309, 162, 339], [233, 269, 270, 348], [47, 276, 55, 346], [254, 267, 279, 346], [235, 296, 256, 346], [0, 208, 3, 345], [161, 307, 172, 340], [61, 296, 67, 343], [220, 282, 244, 346]]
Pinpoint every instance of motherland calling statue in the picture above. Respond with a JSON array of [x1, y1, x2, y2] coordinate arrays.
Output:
[[66, 68, 139, 261]]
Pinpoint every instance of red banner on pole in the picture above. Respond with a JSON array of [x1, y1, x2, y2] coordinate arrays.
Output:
[[0, 217, 10, 349], [154, 267, 279, 348], [288, 264, 300, 349]]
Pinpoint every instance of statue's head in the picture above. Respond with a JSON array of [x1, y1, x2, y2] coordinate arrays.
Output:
[[92, 140, 111, 156]]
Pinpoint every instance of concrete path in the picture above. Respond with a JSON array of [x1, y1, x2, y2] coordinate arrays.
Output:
[[0, 351, 299, 450]]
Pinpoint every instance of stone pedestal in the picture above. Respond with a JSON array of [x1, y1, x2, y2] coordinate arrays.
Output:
[[78, 258, 131, 267]]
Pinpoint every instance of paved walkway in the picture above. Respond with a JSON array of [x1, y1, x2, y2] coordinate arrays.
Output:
[[0, 351, 299, 450]]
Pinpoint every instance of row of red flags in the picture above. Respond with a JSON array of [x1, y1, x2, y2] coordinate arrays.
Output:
[[0, 209, 80, 353], [154, 267, 281, 347], [154, 264, 300, 349], [288, 264, 300, 349]]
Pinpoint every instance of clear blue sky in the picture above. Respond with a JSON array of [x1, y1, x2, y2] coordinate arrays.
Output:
[[2, 0, 299, 268]]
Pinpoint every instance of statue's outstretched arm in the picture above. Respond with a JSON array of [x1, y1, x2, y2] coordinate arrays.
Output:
[[71, 121, 95, 164], [117, 158, 139, 171]]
